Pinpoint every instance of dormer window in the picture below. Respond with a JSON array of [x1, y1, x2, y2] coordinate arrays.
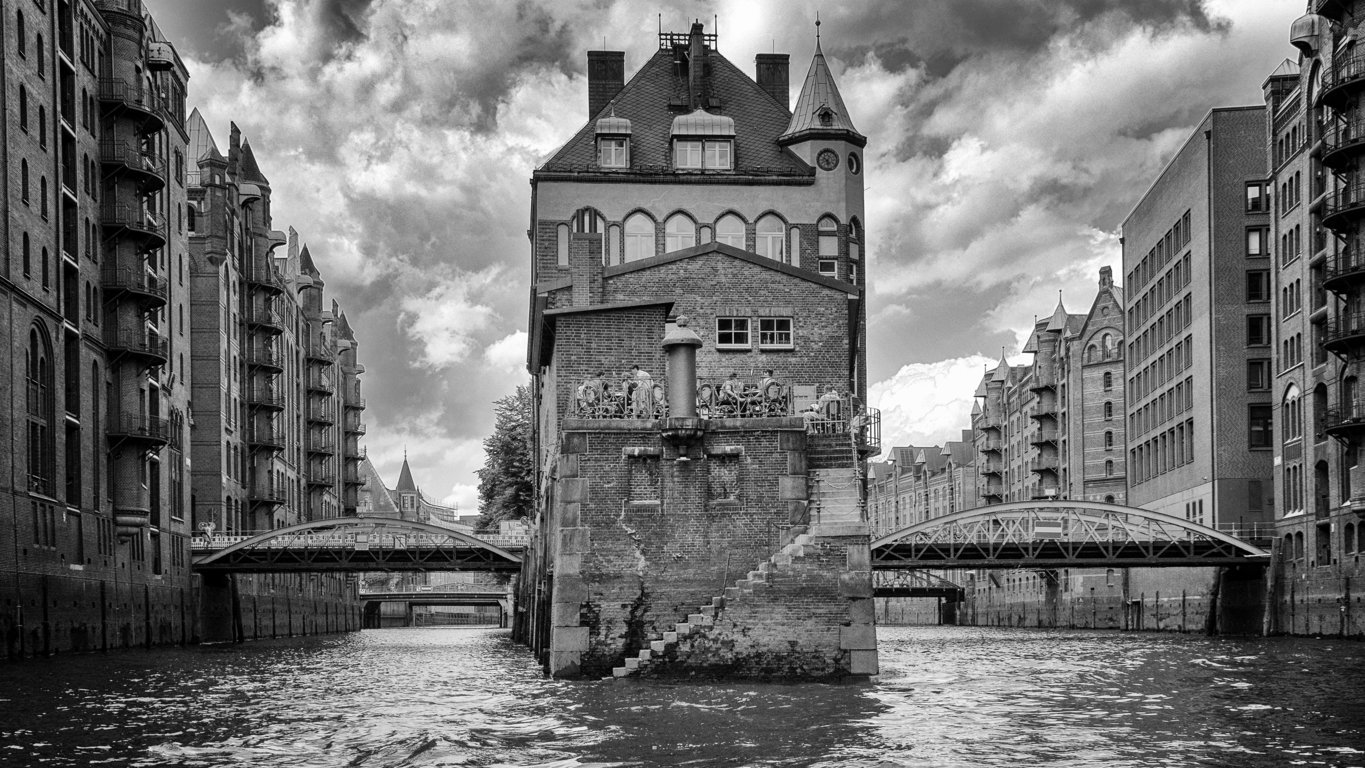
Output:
[[671, 109, 735, 171], [595, 113, 631, 169]]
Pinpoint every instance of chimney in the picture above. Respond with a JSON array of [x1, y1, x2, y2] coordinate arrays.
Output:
[[688, 21, 705, 109], [755, 53, 790, 109], [587, 50, 625, 119], [1099, 266, 1113, 289]]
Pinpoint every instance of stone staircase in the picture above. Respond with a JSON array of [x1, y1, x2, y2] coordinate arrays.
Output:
[[806, 433, 855, 470], [809, 467, 863, 529], [609, 527, 813, 679]]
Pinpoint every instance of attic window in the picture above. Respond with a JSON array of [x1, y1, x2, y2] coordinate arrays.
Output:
[[671, 109, 734, 171], [818, 107, 835, 126], [595, 113, 631, 169]]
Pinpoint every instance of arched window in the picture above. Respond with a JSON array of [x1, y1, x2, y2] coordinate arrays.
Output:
[[848, 217, 862, 261], [41, 248, 49, 289], [1086, 345, 1097, 363], [623, 213, 654, 262], [1104, 430, 1113, 449], [1347, 522, 1357, 555], [818, 215, 839, 257], [1102, 371, 1112, 391], [756, 214, 785, 261], [715, 214, 744, 248], [40, 176, 48, 218], [664, 213, 696, 253], [38, 106, 46, 147], [17, 10, 25, 58], [19, 85, 27, 130], [1105, 460, 1114, 476], [36, 34, 44, 76], [554, 223, 569, 266], [1101, 333, 1113, 358], [26, 326, 54, 494], [21, 159, 29, 202], [1284, 384, 1301, 441], [22, 233, 31, 276], [187, 205, 197, 232], [1104, 494, 1115, 503], [1103, 401, 1113, 420]]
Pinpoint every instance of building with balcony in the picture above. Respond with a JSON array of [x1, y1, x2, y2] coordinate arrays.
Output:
[[0, 0, 196, 654], [521, 23, 879, 678], [1261, 6, 1365, 634], [1121, 107, 1272, 530]]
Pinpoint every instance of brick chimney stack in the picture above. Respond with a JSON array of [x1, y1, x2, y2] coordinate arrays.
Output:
[[755, 53, 790, 109], [1099, 266, 1113, 290], [688, 22, 705, 109], [587, 50, 625, 119]]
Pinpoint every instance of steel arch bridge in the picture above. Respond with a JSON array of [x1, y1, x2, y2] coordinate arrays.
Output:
[[871, 501, 1271, 570], [872, 570, 965, 599], [192, 517, 523, 574]]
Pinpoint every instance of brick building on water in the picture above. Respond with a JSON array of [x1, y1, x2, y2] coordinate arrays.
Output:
[[518, 23, 882, 678]]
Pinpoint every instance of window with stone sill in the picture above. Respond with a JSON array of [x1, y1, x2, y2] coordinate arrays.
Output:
[[716, 317, 750, 349], [758, 317, 793, 350], [818, 259, 836, 277], [598, 137, 628, 168]]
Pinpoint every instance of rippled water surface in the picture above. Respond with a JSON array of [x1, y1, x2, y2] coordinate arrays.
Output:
[[2, 626, 1365, 767]]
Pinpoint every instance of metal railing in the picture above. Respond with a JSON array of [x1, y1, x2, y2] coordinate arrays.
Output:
[[1325, 247, 1365, 288], [246, 307, 284, 330], [248, 426, 285, 449], [1325, 51, 1365, 101], [344, 397, 367, 410], [306, 433, 335, 453], [104, 329, 168, 361], [1322, 181, 1365, 225], [108, 413, 170, 442], [1324, 312, 1365, 348], [245, 264, 287, 292], [102, 268, 167, 302], [307, 373, 334, 393], [1031, 426, 1060, 444], [246, 346, 283, 370], [1029, 455, 1059, 473], [246, 386, 286, 410], [305, 343, 336, 363], [99, 141, 165, 180], [979, 436, 1004, 453], [248, 484, 287, 504], [570, 379, 668, 419], [100, 204, 165, 239], [97, 77, 166, 126], [344, 418, 366, 435]]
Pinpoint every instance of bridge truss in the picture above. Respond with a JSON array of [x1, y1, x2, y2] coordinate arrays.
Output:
[[192, 517, 523, 574], [872, 570, 965, 599], [872, 501, 1271, 570]]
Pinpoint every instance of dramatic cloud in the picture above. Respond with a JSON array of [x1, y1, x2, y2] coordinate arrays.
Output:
[[147, 0, 1303, 494]]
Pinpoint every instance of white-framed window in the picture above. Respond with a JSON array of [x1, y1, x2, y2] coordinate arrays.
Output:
[[664, 214, 696, 253], [818, 259, 837, 276], [556, 223, 569, 266], [818, 216, 839, 257], [758, 317, 793, 349], [598, 137, 628, 168], [715, 214, 745, 248], [624, 213, 654, 262], [849, 217, 861, 261], [716, 317, 750, 349], [756, 214, 785, 262], [674, 139, 732, 170], [848, 262, 858, 283]]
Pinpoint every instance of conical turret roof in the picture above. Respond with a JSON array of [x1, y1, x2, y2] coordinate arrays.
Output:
[[780, 34, 866, 146], [396, 456, 417, 493], [1045, 295, 1070, 332], [239, 140, 270, 184], [299, 244, 320, 277], [187, 108, 223, 164]]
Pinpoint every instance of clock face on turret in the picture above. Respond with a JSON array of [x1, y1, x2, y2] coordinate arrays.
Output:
[[817, 149, 840, 171]]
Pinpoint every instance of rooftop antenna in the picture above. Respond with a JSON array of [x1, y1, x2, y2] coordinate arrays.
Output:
[[816, 11, 821, 43], [714, 13, 718, 49]]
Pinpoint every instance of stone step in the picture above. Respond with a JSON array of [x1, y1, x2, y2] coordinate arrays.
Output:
[[724, 587, 740, 600], [772, 553, 792, 566], [711, 596, 726, 608], [676, 622, 692, 635], [625, 657, 641, 670], [663, 631, 678, 643], [651, 639, 668, 653], [612, 666, 631, 678], [638, 649, 651, 661]]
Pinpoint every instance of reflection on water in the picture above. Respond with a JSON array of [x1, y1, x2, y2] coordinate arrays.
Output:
[[2, 626, 1364, 767]]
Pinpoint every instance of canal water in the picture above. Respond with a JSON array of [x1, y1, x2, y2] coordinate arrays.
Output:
[[2, 626, 1364, 767]]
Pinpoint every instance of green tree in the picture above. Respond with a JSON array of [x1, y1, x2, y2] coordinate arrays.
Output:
[[476, 385, 533, 532]]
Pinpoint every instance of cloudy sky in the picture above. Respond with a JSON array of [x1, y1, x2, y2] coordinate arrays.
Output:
[[144, 0, 1303, 507]]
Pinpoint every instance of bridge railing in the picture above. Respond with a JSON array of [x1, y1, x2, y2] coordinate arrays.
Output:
[[191, 530, 527, 552]]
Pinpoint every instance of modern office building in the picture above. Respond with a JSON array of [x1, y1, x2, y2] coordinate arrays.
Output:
[[521, 22, 880, 678], [1120, 107, 1272, 530]]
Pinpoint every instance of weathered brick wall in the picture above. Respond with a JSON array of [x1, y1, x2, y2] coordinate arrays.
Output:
[[549, 422, 811, 677], [603, 253, 854, 393]]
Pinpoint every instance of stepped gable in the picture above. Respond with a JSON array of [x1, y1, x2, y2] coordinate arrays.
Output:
[[537, 48, 811, 177]]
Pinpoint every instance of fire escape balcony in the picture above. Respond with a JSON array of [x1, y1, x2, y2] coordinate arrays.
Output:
[[979, 436, 1003, 453], [343, 465, 363, 486], [1029, 454, 1060, 474], [103, 329, 168, 367], [307, 403, 336, 425], [1030, 426, 1060, 446], [97, 77, 165, 135], [101, 268, 167, 309], [1321, 51, 1365, 111], [978, 457, 1003, 476], [308, 466, 337, 486], [1327, 402, 1365, 440], [1324, 312, 1365, 355], [1324, 247, 1365, 293], [306, 373, 334, 394], [1033, 394, 1059, 417], [305, 343, 336, 364], [246, 386, 286, 411], [246, 307, 286, 335], [1028, 369, 1057, 393], [246, 346, 285, 373], [248, 483, 286, 506], [306, 433, 336, 455], [247, 425, 285, 452], [978, 479, 1004, 500], [344, 397, 366, 411], [100, 204, 166, 251], [1321, 121, 1365, 171], [246, 264, 287, 295], [1324, 182, 1365, 233], [99, 141, 166, 192], [106, 413, 170, 447], [343, 417, 366, 435]]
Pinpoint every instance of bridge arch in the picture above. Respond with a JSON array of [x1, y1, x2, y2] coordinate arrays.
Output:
[[872, 500, 1270, 570], [194, 517, 523, 573]]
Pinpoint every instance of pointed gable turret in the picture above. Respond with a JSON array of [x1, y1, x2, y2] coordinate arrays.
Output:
[[1045, 295, 1070, 332], [779, 30, 866, 147], [299, 244, 320, 277], [239, 139, 269, 185]]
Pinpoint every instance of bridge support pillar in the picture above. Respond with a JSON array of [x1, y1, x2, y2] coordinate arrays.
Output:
[[1212, 565, 1266, 636], [199, 573, 240, 644], [940, 595, 959, 625]]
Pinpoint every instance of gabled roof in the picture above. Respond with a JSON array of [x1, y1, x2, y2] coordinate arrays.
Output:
[[1022, 325, 1040, 353], [299, 244, 319, 277], [536, 47, 812, 177], [239, 140, 269, 184], [187, 108, 223, 165], [991, 352, 1011, 383], [780, 38, 866, 147], [1045, 297, 1070, 332], [604, 240, 860, 296]]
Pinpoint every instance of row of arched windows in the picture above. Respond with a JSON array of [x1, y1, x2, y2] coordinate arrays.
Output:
[[556, 208, 862, 269], [26, 325, 55, 495]]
